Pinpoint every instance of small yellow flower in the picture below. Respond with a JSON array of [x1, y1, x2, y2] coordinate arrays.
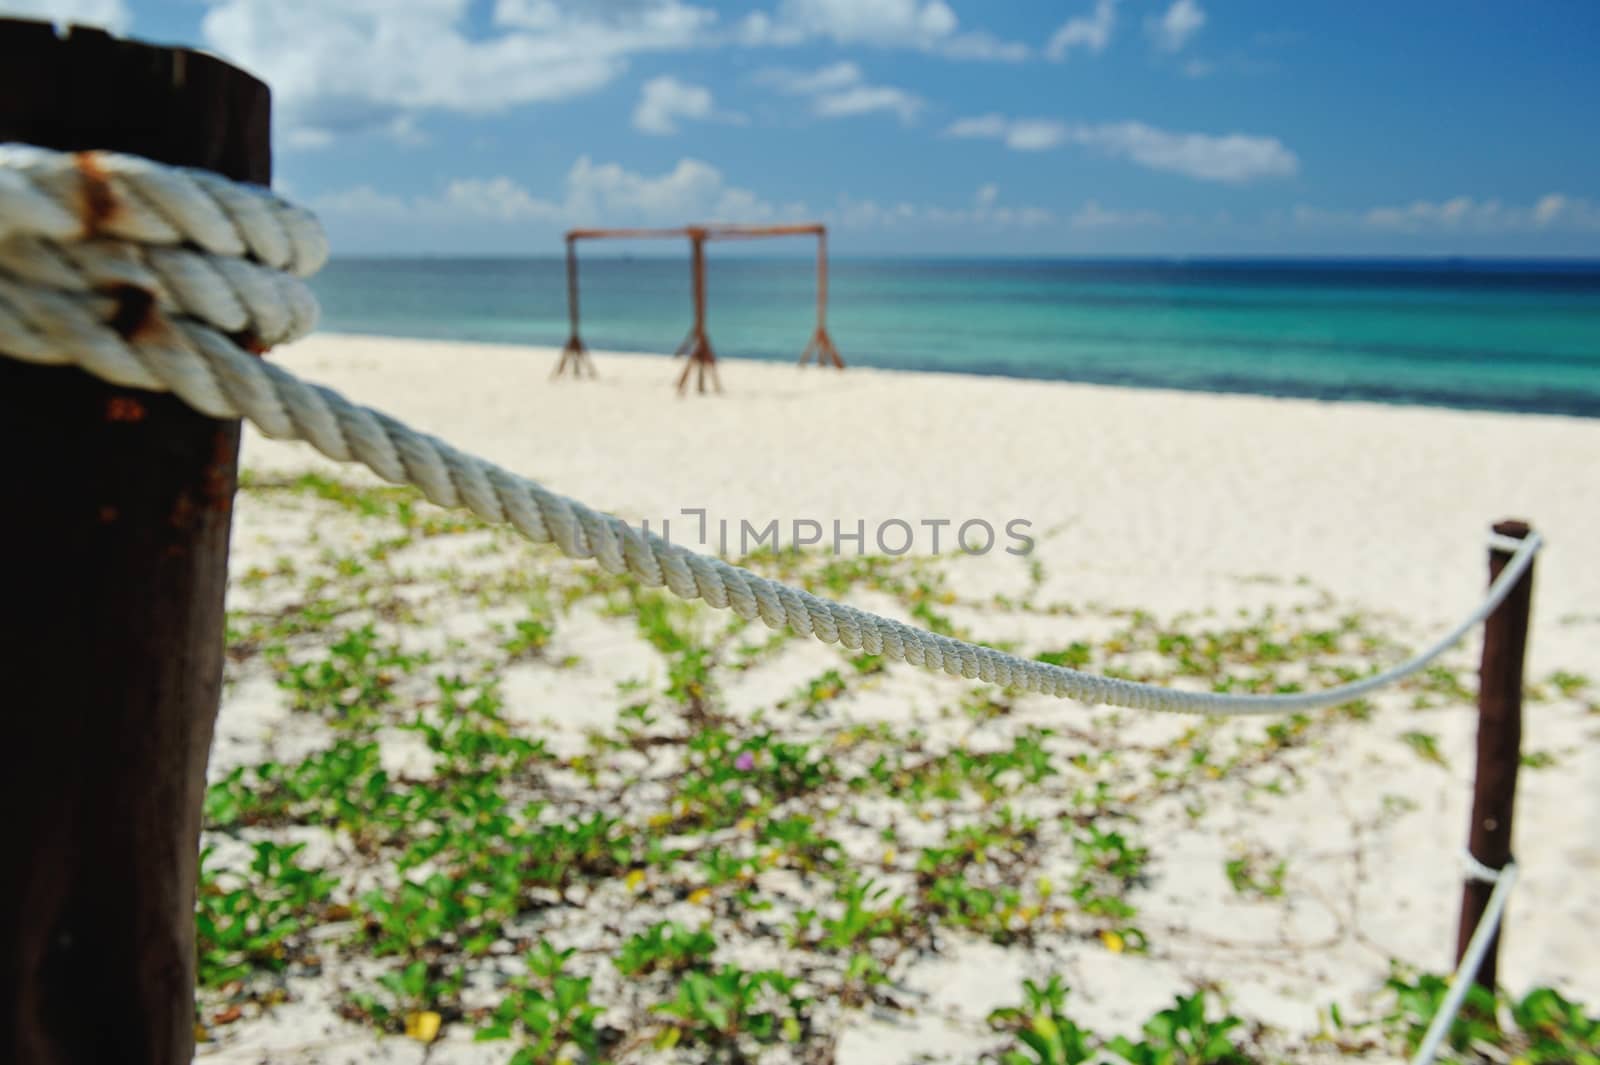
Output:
[[688, 887, 712, 905], [881, 847, 897, 868], [1101, 930, 1125, 954], [625, 869, 646, 892], [404, 1011, 442, 1043]]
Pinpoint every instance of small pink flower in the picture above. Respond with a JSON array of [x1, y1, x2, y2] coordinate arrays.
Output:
[[734, 752, 755, 772]]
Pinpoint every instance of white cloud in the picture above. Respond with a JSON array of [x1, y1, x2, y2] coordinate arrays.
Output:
[[944, 113, 1008, 139], [0, 0, 129, 32], [1287, 194, 1600, 234], [1070, 200, 1164, 228], [938, 33, 1030, 62], [1532, 194, 1600, 229], [314, 154, 798, 231], [314, 159, 1068, 248], [829, 188, 1055, 231], [1047, 0, 1116, 60], [812, 86, 922, 122], [632, 76, 745, 135], [1146, 0, 1205, 53], [1075, 121, 1297, 182], [201, 0, 716, 146], [196, 0, 1027, 147], [1533, 194, 1568, 227], [308, 184, 407, 218], [437, 176, 565, 222], [945, 114, 1299, 183], [765, 0, 956, 43], [946, 114, 1070, 152], [1006, 119, 1071, 152], [740, 0, 1026, 61], [562, 156, 790, 222], [756, 62, 922, 123], [759, 60, 863, 95]]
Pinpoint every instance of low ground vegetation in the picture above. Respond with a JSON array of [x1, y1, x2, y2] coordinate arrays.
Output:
[[197, 472, 1599, 1063]]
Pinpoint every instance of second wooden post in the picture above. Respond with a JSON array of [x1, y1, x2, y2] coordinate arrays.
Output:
[[1456, 519, 1535, 996]]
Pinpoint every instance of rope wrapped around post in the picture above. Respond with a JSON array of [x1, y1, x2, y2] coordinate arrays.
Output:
[[1409, 858, 1520, 1065], [0, 143, 1546, 715]]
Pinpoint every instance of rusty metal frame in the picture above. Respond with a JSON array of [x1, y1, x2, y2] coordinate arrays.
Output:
[[554, 222, 844, 394]]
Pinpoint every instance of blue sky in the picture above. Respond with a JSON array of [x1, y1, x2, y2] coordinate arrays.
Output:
[[8, 0, 1600, 256]]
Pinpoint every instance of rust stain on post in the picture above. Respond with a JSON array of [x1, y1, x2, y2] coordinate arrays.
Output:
[[229, 331, 269, 356], [203, 429, 237, 513], [168, 491, 198, 531], [105, 396, 145, 422], [72, 151, 121, 236], [104, 283, 161, 342]]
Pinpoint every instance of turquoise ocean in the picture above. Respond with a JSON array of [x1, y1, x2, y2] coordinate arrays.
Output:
[[311, 258, 1600, 418]]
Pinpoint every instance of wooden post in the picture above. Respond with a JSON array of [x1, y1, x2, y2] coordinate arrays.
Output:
[[1455, 519, 1534, 996], [553, 234, 594, 379], [676, 227, 721, 395], [561, 222, 836, 389], [0, 19, 267, 1064], [818, 228, 828, 315], [798, 228, 844, 369]]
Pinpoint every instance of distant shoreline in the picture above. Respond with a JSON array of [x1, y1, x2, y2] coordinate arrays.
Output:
[[307, 257, 1600, 420], [312, 329, 1600, 421]]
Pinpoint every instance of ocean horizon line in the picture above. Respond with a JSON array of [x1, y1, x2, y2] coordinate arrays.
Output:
[[324, 252, 1600, 271]]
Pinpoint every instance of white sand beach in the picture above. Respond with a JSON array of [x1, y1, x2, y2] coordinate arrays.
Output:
[[244, 334, 1600, 668], [207, 333, 1600, 1064]]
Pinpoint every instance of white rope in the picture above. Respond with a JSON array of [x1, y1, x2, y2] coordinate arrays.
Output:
[[1486, 532, 1530, 555], [1408, 861, 1518, 1065], [0, 144, 1545, 715], [1461, 850, 1507, 886]]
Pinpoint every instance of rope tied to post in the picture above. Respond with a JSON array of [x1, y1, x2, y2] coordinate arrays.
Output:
[[0, 143, 1546, 715]]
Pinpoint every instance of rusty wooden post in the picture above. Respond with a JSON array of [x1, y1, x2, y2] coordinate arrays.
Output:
[[561, 223, 834, 390], [1455, 519, 1534, 996], [0, 19, 267, 1064], [799, 228, 845, 370], [553, 233, 594, 379], [676, 227, 720, 395]]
